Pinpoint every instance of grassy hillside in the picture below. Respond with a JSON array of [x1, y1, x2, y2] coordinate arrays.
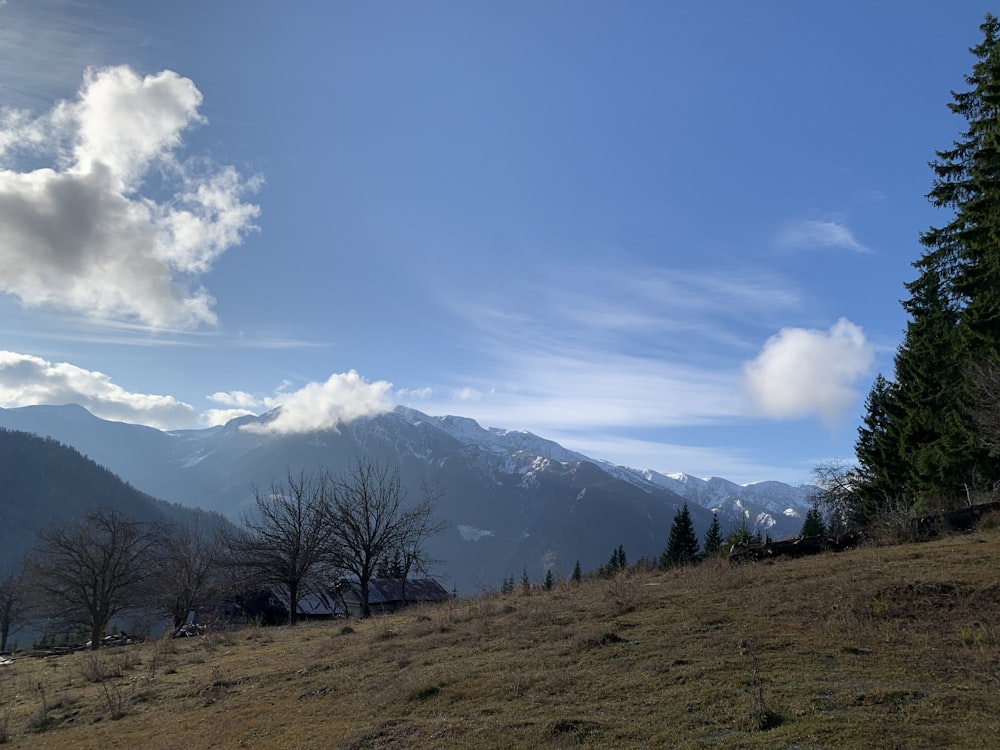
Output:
[[2, 528, 999, 748]]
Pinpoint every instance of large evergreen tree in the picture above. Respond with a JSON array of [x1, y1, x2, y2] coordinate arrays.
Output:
[[857, 14, 1000, 508], [660, 504, 700, 568]]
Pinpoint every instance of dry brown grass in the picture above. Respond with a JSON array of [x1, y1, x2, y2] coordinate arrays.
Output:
[[2, 529, 1000, 748]]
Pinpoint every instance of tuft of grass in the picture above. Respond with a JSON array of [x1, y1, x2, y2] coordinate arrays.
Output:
[[407, 683, 441, 702]]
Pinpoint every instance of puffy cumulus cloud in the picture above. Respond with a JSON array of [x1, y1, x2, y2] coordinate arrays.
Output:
[[778, 219, 869, 253], [241, 371, 395, 435], [742, 318, 874, 423], [0, 350, 198, 428], [453, 387, 483, 402], [0, 65, 260, 328]]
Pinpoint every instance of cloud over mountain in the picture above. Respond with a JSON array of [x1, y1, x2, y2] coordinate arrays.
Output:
[[0, 350, 197, 428], [216, 371, 395, 435], [0, 65, 260, 328]]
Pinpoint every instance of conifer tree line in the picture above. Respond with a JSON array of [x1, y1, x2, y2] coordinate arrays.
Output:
[[854, 14, 1000, 518]]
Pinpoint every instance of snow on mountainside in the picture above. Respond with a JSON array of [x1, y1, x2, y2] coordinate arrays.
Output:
[[602, 463, 817, 535], [647, 472, 816, 533], [0, 403, 817, 590], [395, 408, 588, 463]]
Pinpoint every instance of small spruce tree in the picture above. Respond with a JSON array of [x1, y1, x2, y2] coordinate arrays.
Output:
[[660, 503, 700, 568], [571, 560, 582, 583], [724, 518, 763, 549], [543, 569, 554, 591], [702, 512, 723, 558], [501, 574, 514, 595], [520, 566, 531, 594], [800, 506, 827, 538]]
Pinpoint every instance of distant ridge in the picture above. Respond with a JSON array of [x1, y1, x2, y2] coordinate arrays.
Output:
[[0, 404, 815, 592], [0, 427, 227, 568]]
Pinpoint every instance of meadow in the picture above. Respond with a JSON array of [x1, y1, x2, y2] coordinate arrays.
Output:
[[2, 527, 998, 748]]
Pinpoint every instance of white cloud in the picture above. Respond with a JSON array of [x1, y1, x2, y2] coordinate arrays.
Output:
[[0, 65, 260, 328], [202, 408, 256, 427], [241, 371, 395, 435], [778, 219, 869, 253], [0, 350, 198, 428], [742, 318, 874, 423], [453, 387, 483, 402], [208, 390, 261, 409]]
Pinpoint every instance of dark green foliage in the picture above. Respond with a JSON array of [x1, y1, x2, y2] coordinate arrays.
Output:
[[543, 569, 554, 591], [501, 574, 515, 595], [858, 14, 1000, 510], [724, 518, 763, 549], [599, 545, 628, 578], [571, 560, 582, 583], [520, 567, 531, 593], [702, 512, 724, 557], [0, 428, 226, 570], [800, 507, 827, 538], [376, 549, 405, 579], [855, 374, 907, 518], [660, 504, 700, 568]]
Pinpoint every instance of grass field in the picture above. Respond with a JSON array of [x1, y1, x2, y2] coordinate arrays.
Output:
[[1, 528, 999, 748]]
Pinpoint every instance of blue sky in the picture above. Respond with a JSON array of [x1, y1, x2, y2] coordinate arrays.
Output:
[[0, 1, 991, 484]]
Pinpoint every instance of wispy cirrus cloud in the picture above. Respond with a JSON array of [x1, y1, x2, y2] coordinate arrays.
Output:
[[777, 219, 870, 253], [401, 260, 801, 436], [0, 65, 261, 329]]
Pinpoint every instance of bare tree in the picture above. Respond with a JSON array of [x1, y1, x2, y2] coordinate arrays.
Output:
[[809, 461, 864, 535], [224, 470, 336, 626], [0, 562, 27, 652], [395, 480, 446, 604], [329, 458, 443, 618], [28, 511, 160, 650], [153, 521, 225, 629]]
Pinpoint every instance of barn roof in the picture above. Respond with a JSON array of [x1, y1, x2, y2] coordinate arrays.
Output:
[[338, 577, 450, 604], [296, 589, 345, 616]]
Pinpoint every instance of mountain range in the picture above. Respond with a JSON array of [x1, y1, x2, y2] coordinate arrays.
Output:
[[0, 404, 818, 593]]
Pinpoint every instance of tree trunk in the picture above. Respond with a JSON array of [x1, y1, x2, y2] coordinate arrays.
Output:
[[287, 581, 299, 626]]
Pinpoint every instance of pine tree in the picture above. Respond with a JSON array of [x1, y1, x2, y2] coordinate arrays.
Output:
[[543, 569, 554, 591], [702, 512, 723, 558], [724, 518, 763, 549], [660, 504, 700, 568], [908, 13, 1000, 499], [854, 373, 907, 518], [571, 560, 582, 583], [893, 266, 969, 502], [614, 544, 627, 571], [800, 506, 827, 538], [520, 567, 531, 594], [856, 15, 1000, 508], [500, 574, 514, 595]]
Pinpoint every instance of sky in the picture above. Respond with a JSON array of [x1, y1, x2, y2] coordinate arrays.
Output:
[[0, 1, 993, 485]]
